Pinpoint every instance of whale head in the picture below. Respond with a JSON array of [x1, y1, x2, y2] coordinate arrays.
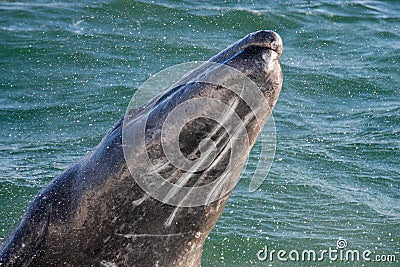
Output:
[[0, 30, 283, 267], [119, 30, 283, 265]]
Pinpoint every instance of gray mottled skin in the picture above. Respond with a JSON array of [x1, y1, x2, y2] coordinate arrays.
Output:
[[0, 30, 283, 266]]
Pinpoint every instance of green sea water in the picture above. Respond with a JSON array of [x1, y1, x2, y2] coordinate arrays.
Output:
[[0, 1, 399, 266]]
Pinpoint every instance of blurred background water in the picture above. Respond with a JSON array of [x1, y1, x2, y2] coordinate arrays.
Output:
[[0, 1, 399, 266]]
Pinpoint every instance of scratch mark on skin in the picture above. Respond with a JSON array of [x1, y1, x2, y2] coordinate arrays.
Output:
[[164, 207, 179, 228], [163, 97, 240, 195], [100, 260, 118, 267], [132, 195, 148, 207], [116, 233, 185, 238]]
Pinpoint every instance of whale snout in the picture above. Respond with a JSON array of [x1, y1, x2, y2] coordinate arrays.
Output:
[[210, 30, 283, 64], [245, 30, 283, 55]]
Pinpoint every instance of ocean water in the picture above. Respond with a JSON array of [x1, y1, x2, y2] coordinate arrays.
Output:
[[0, 1, 399, 266]]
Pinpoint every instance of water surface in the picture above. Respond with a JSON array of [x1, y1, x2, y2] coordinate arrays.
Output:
[[1, 1, 399, 266]]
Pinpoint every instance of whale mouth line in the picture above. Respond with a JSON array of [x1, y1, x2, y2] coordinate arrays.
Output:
[[237, 35, 283, 56], [244, 30, 283, 55], [247, 41, 282, 55]]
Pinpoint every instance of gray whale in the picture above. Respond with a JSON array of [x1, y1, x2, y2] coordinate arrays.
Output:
[[0, 30, 283, 266]]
